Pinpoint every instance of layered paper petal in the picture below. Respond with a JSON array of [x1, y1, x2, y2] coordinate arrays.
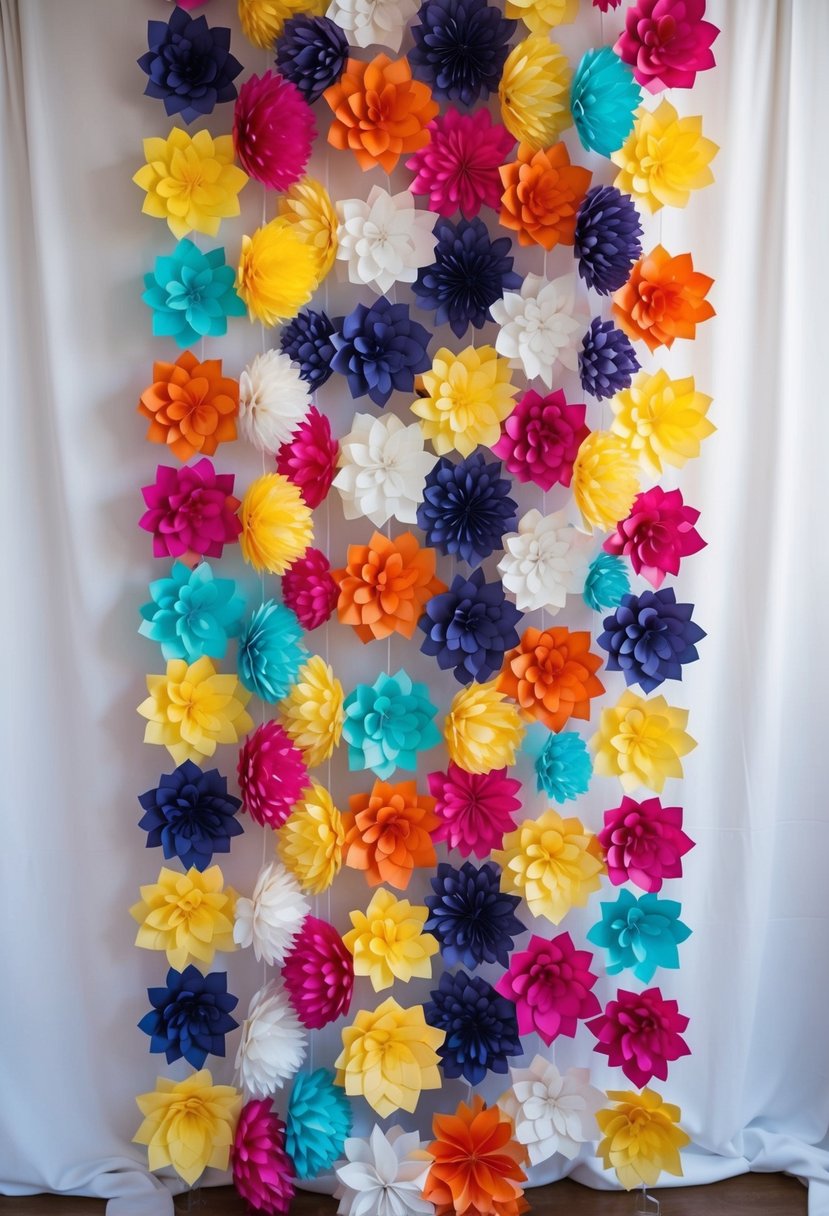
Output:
[[237, 218, 318, 326], [238, 349, 310, 455], [579, 317, 640, 401], [409, 0, 516, 104], [278, 654, 344, 767], [236, 979, 307, 1097], [334, 531, 446, 644], [139, 561, 244, 663], [276, 15, 348, 104], [407, 108, 516, 219], [278, 176, 338, 284], [232, 1099, 295, 1216], [283, 915, 355, 1029], [499, 141, 591, 250], [494, 809, 604, 924], [138, 9, 242, 124], [233, 69, 316, 190], [336, 186, 438, 295], [419, 568, 522, 685], [417, 453, 517, 567], [498, 625, 605, 731], [139, 965, 239, 1068], [237, 720, 309, 829], [138, 657, 253, 766], [494, 389, 588, 492], [142, 239, 245, 348], [336, 998, 445, 1117], [333, 299, 433, 408], [344, 887, 439, 991], [495, 932, 600, 1044], [131, 864, 237, 971], [596, 1088, 690, 1189], [572, 430, 640, 533], [614, 0, 719, 92], [497, 508, 591, 615], [603, 486, 706, 587], [425, 861, 526, 969], [343, 779, 438, 890], [286, 1069, 352, 1180], [138, 351, 238, 462], [613, 244, 715, 352], [598, 795, 694, 892], [424, 1096, 528, 1216], [490, 272, 587, 388], [590, 690, 697, 793], [587, 889, 692, 981], [139, 459, 241, 565], [281, 548, 339, 631], [429, 764, 522, 858], [239, 472, 313, 575], [597, 588, 706, 693], [613, 100, 717, 212], [324, 54, 438, 173], [587, 987, 690, 1088], [444, 680, 525, 774], [610, 370, 714, 475], [498, 1056, 603, 1165], [570, 47, 641, 157], [279, 784, 346, 894], [334, 1125, 434, 1216], [233, 860, 309, 966], [499, 36, 572, 150], [343, 671, 441, 779], [134, 1069, 242, 1186], [412, 345, 519, 456], [425, 970, 521, 1085], [334, 413, 436, 529], [138, 758, 243, 869]]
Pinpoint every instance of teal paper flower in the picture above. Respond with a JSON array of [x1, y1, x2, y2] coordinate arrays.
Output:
[[142, 237, 245, 348], [343, 669, 441, 779], [285, 1068, 351, 1180], [571, 48, 641, 157], [238, 600, 307, 704], [139, 560, 245, 662], [583, 552, 630, 612], [534, 730, 592, 803], [587, 889, 691, 983]]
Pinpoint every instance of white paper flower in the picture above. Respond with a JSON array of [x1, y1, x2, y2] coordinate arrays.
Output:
[[335, 1125, 434, 1216], [497, 508, 590, 613], [233, 860, 309, 966], [490, 272, 587, 388], [327, 0, 419, 52], [498, 1055, 604, 1165], [336, 186, 438, 295], [235, 979, 307, 1098], [238, 349, 310, 454], [333, 412, 436, 528]]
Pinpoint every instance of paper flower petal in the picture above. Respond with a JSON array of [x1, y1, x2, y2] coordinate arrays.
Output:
[[612, 100, 717, 213], [335, 531, 446, 645], [494, 809, 604, 924], [573, 431, 641, 533], [237, 720, 309, 829], [495, 932, 600, 1044], [425, 969, 521, 1085], [413, 216, 521, 339], [130, 864, 236, 971], [429, 764, 522, 857], [344, 887, 439, 991], [344, 778, 438, 889], [444, 680, 525, 774], [142, 239, 245, 348], [276, 405, 339, 509], [138, 657, 252, 766], [335, 998, 445, 1118], [497, 508, 591, 614], [334, 413, 436, 530], [236, 979, 307, 1097], [499, 140, 591, 251], [140, 460, 242, 565], [597, 1088, 690, 1189], [139, 964, 239, 1069], [233, 860, 309, 966], [590, 690, 697, 793], [276, 14, 348, 103], [424, 861, 525, 969], [597, 795, 694, 892], [138, 758, 243, 869], [587, 889, 692, 982], [533, 729, 593, 803], [138, 351, 239, 462], [334, 1125, 434, 1216], [343, 670, 441, 779], [324, 54, 438, 173], [498, 624, 605, 731], [583, 552, 630, 611], [579, 317, 640, 401], [598, 588, 706, 693], [499, 35, 572, 150], [613, 244, 715, 352], [138, 9, 243, 124], [611, 369, 714, 476], [281, 548, 339, 632], [286, 1069, 352, 1180], [498, 1056, 604, 1165], [280, 308, 338, 391], [603, 486, 706, 588], [409, 0, 516, 104], [234, 69, 316, 191], [237, 218, 318, 326], [232, 1099, 295, 1216], [239, 472, 313, 575], [570, 47, 641, 156], [328, 0, 419, 52], [279, 784, 345, 894], [238, 600, 307, 703], [134, 1069, 242, 1186], [614, 0, 719, 92], [412, 345, 519, 456], [139, 560, 245, 663], [490, 272, 587, 389], [134, 128, 247, 240], [419, 567, 522, 685], [574, 185, 643, 295], [423, 1096, 528, 1216], [238, 350, 310, 454], [588, 987, 690, 1088], [283, 915, 355, 1029], [407, 108, 516, 219]]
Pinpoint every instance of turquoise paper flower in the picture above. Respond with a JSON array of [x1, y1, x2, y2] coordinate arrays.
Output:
[[583, 552, 630, 612], [139, 560, 245, 662], [238, 600, 307, 703], [587, 889, 691, 983], [534, 730, 592, 803], [343, 669, 441, 779], [142, 237, 245, 348], [571, 48, 641, 157], [285, 1069, 351, 1180]]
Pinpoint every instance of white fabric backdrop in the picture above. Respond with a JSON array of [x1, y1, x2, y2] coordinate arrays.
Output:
[[2, 1, 828, 1214]]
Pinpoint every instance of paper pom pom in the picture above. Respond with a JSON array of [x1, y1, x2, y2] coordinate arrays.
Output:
[[238, 721, 309, 828], [143, 239, 245, 348], [336, 998, 444, 1118], [283, 915, 354, 1028], [495, 932, 600, 1044], [138, 658, 253, 766], [494, 809, 604, 924], [445, 680, 525, 775], [343, 670, 441, 779], [413, 345, 519, 457], [233, 860, 309, 966], [590, 690, 697, 793], [491, 271, 586, 389], [573, 431, 640, 533], [238, 601, 306, 704], [413, 216, 520, 339], [324, 54, 438, 173], [276, 14, 348, 101], [588, 987, 690, 1088], [131, 864, 236, 970], [419, 568, 522, 685], [613, 100, 717, 213], [575, 185, 643, 294], [281, 549, 339, 632], [279, 784, 345, 893], [237, 350, 309, 457], [234, 70, 315, 190], [237, 219, 318, 326], [579, 317, 640, 400], [332, 298, 432, 409], [335, 531, 446, 644], [239, 472, 313, 575], [597, 1088, 690, 1190], [237, 979, 307, 1097], [498, 625, 605, 731], [280, 309, 338, 391], [344, 887, 439, 991], [279, 654, 344, 768], [344, 779, 438, 889], [138, 759, 243, 870], [407, 108, 516, 219], [139, 561, 244, 663], [134, 129, 247, 241], [417, 453, 518, 567], [425, 861, 525, 969], [429, 764, 521, 857], [139, 965, 239, 1068], [571, 48, 641, 157], [426, 970, 521, 1085], [139, 9, 243, 124], [334, 413, 436, 529], [498, 1056, 603, 1165], [134, 1069, 242, 1186], [598, 588, 706, 693], [584, 551, 630, 611], [615, 0, 719, 92], [604, 487, 706, 589], [497, 508, 590, 614], [613, 244, 715, 352], [424, 1096, 528, 1216], [140, 460, 241, 565], [334, 1125, 432, 1216], [286, 1069, 352, 1180], [329, 0, 418, 52], [534, 730, 592, 803], [611, 370, 714, 476], [232, 1099, 295, 1216], [588, 889, 691, 981], [409, 0, 516, 105], [507, 0, 576, 31], [494, 389, 587, 494], [598, 796, 694, 892], [499, 141, 591, 251], [277, 177, 338, 285], [499, 35, 572, 150], [138, 350, 238, 462]]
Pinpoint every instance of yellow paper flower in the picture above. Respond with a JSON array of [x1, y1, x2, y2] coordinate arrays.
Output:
[[278, 654, 344, 767], [494, 810, 605, 924], [236, 218, 318, 325], [412, 346, 519, 458], [277, 177, 338, 286], [499, 36, 572, 150], [611, 370, 715, 476], [130, 865, 237, 970], [597, 1088, 690, 1190], [134, 1069, 242, 1186], [506, 0, 578, 33], [279, 784, 346, 894], [138, 657, 253, 766], [343, 888, 439, 992], [590, 690, 697, 793], [444, 680, 526, 775], [238, 0, 325, 48], [572, 430, 640, 532], [335, 997, 445, 1117], [239, 472, 313, 574], [133, 129, 247, 241], [612, 100, 718, 213]]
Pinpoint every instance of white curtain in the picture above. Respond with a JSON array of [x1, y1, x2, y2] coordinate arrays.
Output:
[[2, 2, 827, 1215]]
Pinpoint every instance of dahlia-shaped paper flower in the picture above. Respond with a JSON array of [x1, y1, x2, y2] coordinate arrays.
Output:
[[143, 239, 245, 348], [615, 0, 719, 92], [579, 317, 640, 401], [332, 298, 432, 409], [498, 625, 605, 732], [494, 389, 588, 492], [282, 548, 339, 631], [283, 915, 354, 1028], [584, 552, 631, 612], [328, 0, 418, 52], [445, 680, 525, 774], [598, 588, 706, 693], [278, 177, 338, 285], [134, 129, 247, 240], [424, 1096, 528, 1216], [238, 349, 309, 456], [598, 796, 694, 892], [412, 345, 519, 457], [233, 860, 309, 966], [499, 36, 572, 150], [495, 932, 600, 1045], [138, 759, 243, 870], [344, 779, 438, 889], [233, 70, 315, 190], [344, 887, 439, 991], [591, 690, 697, 794], [237, 219, 318, 326], [494, 809, 604, 924], [237, 720, 309, 828], [139, 964, 239, 1068], [409, 0, 516, 105], [572, 430, 640, 533], [131, 864, 237, 970], [534, 730, 593, 803], [279, 784, 345, 893], [134, 1069, 242, 1186], [417, 453, 517, 566], [238, 601, 307, 703], [139, 9, 243, 124], [419, 568, 522, 685], [611, 370, 714, 476], [232, 1100, 295, 1216], [498, 1057, 603, 1165], [279, 655, 344, 768], [280, 309, 338, 391], [236, 980, 307, 1097], [597, 1088, 690, 1190], [425, 861, 526, 969], [140, 460, 241, 565], [589, 889, 691, 982], [139, 350, 238, 462], [139, 560, 244, 663], [575, 185, 643, 295], [334, 413, 436, 529], [277, 14, 348, 102], [138, 657, 253, 766], [238, 0, 325, 48], [286, 1069, 352, 1180], [613, 244, 715, 352], [603, 486, 706, 587], [507, 0, 576, 30], [490, 272, 587, 388], [407, 108, 516, 219], [571, 47, 641, 157], [426, 970, 521, 1086], [239, 472, 313, 575], [588, 988, 690, 1088], [336, 998, 444, 1118], [343, 671, 441, 779], [499, 141, 591, 251], [497, 509, 590, 615], [336, 187, 436, 296], [613, 100, 717, 213], [429, 764, 522, 857], [275, 403, 337, 508], [325, 54, 438, 172], [334, 1125, 433, 1216], [334, 531, 446, 644], [413, 217, 520, 339]]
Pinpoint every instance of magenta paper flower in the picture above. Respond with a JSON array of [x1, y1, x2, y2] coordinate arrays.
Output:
[[281, 547, 338, 632], [615, 0, 719, 92], [139, 459, 241, 565], [493, 390, 589, 493], [604, 487, 705, 588], [594, 0, 622, 9], [237, 722, 308, 830], [276, 405, 339, 510], [495, 933, 600, 1046], [232, 1099, 295, 1216], [429, 764, 522, 858], [233, 70, 316, 192], [598, 796, 694, 893], [407, 108, 515, 219], [587, 987, 690, 1088], [282, 915, 354, 1029]]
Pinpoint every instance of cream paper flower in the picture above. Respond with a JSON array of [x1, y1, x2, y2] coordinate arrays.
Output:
[[334, 1125, 434, 1216], [233, 860, 309, 966], [333, 412, 436, 528], [235, 979, 307, 1097], [327, 0, 419, 52], [498, 1056, 604, 1165], [238, 349, 310, 454], [497, 508, 590, 613], [336, 186, 438, 295], [490, 272, 586, 388]]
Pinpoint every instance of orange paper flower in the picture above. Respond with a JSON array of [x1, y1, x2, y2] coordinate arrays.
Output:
[[612, 244, 715, 352], [138, 352, 238, 462], [343, 779, 439, 890], [497, 626, 605, 732], [324, 54, 439, 173], [499, 142, 592, 250], [333, 531, 447, 644], [424, 1096, 529, 1216]]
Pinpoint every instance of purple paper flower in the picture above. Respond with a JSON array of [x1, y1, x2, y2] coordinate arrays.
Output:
[[280, 309, 339, 391], [575, 186, 643, 296], [413, 217, 520, 339], [139, 459, 241, 562], [425, 970, 521, 1085], [139, 965, 239, 1068], [425, 861, 526, 969], [417, 453, 518, 566], [138, 8, 242, 124], [331, 298, 432, 408], [275, 15, 348, 104], [138, 759, 243, 870], [579, 317, 640, 401], [598, 587, 706, 693], [419, 568, 521, 684], [409, 0, 517, 106]]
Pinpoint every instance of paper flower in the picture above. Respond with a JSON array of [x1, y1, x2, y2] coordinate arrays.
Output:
[[139, 9, 242, 123], [613, 244, 715, 351], [286, 1069, 352, 1180], [336, 187, 436, 296], [138, 350, 238, 462], [598, 796, 694, 892], [236, 980, 307, 1097], [615, 0, 719, 92], [237, 219, 318, 326], [407, 108, 516, 219], [534, 730, 593, 803], [445, 680, 525, 774], [413, 217, 520, 340], [276, 14, 348, 102], [594, 0, 622, 8], [597, 1088, 690, 1190], [343, 779, 438, 889], [494, 810, 604, 924], [233, 860, 309, 966], [133, 129, 247, 240], [139, 461, 241, 565], [139, 561, 244, 663], [574, 185, 643, 295], [325, 54, 438, 172], [239, 472, 313, 575], [493, 391, 587, 495], [604, 486, 706, 588], [499, 142, 591, 252], [328, 0, 417, 51], [495, 932, 600, 1045], [138, 657, 253, 766], [334, 1125, 433, 1216], [139, 965, 239, 1068], [277, 177, 338, 286], [283, 915, 354, 1028], [232, 1100, 294, 1216], [572, 431, 640, 532], [237, 720, 309, 828], [409, 0, 516, 104], [424, 861, 525, 969], [138, 759, 243, 870], [429, 765, 522, 857], [588, 987, 690, 1088], [233, 70, 315, 191], [591, 690, 697, 794], [506, 0, 576, 29], [131, 864, 236, 970], [334, 413, 435, 529], [598, 588, 706, 693], [142, 239, 245, 348], [134, 1069, 241, 1186], [490, 272, 586, 388], [423, 1096, 528, 1216], [238, 601, 306, 703], [237, 350, 308, 457], [282, 548, 339, 632], [611, 370, 714, 476], [426, 970, 521, 1085], [412, 345, 519, 457], [588, 889, 691, 981], [278, 655, 344, 768], [497, 509, 589, 616], [571, 47, 641, 157], [334, 531, 446, 644], [419, 568, 522, 685], [417, 453, 517, 566], [613, 101, 717, 214], [498, 626, 605, 732], [343, 671, 441, 779], [279, 784, 345, 893], [584, 552, 630, 611], [499, 35, 572, 150], [336, 998, 444, 1117], [579, 317, 640, 401], [238, 0, 324, 48], [344, 888, 439, 991], [280, 309, 338, 391], [498, 1056, 603, 1165], [332, 298, 432, 409]]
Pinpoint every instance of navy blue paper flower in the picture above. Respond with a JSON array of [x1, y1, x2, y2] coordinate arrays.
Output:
[[409, 0, 516, 105], [280, 308, 338, 391], [139, 965, 239, 1068], [579, 317, 640, 400], [425, 970, 521, 1085], [413, 217, 521, 339], [238, 600, 307, 704], [419, 568, 521, 684], [417, 453, 518, 566], [331, 298, 432, 408], [138, 9, 242, 125], [138, 760, 243, 870], [598, 588, 706, 694], [425, 861, 526, 969], [276, 15, 348, 104], [575, 185, 643, 296], [583, 552, 630, 611]]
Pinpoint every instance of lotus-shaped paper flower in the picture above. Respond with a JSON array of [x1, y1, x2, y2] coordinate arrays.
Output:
[[573, 430, 641, 533], [237, 720, 309, 829], [239, 472, 313, 575], [279, 785, 345, 894], [280, 308, 338, 391], [491, 272, 587, 388], [133, 129, 247, 240], [238, 600, 306, 703], [598, 795, 694, 892], [138, 9, 243, 124], [495, 932, 600, 1044], [445, 680, 525, 774], [574, 185, 643, 295], [233, 860, 309, 966], [579, 317, 640, 401], [615, 0, 719, 92], [588, 889, 692, 981], [343, 671, 441, 779], [588, 987, 690, 1088], [334, 1125, 433, 1216], [139, 964, 239, 1069], [325, 54, 438, 172], [533, 729, 593, 803], [591, 690, 697, 793], [613, 100, 717, 213], [276, 405, 339, 510], [598, 588, 706, 693], [571, 47, 641, 156], [131, 864, 236, 970], [424, 1096, 528, 1216], [138, 351, 238, 462], [344, 778, 438, 889], [276, 14, 348, 103], [334, 531, 446, 644], [286, 1069, 352, 1180], [611, 370, 714, 475], [336, 998, 445, 1118], [332, 298, 432, 409], [597, 1088, 690, 1190], [498, 625, 605, 732], [426, 970, 521, 1085], [283, 915, 354, 1029], [494, 809, 604, 924], [328, 0, 418, 52], [140, 460, 242, 565], [407, 108, 516, 219], [238, 349, 309, 456], [237, 218, 318, 326], [419, 568, 522, 686], [497, 508, 591, 614], [139, 561, 244, 663], [498, 1056, 603, 1165], [134, 1069, 242, 1186], [418, 453, 517, 567], [425, 861, 525, 969], [413, 216, 521, 339], [494, 389, 587, 492], [142, 238, 245, 348], [410, 0, 516, 104], [499, 141, 591, 251], [584, 552, 631, 612], [604, 486, 706, 587], [336, 187, 437, 296], [344, 887, 439, 991], [334, 413, 436, 530], [278, 654, 344, 768], [233, 70, 316, 191], [138, 657, 253, 766], [138, 759, 243, 870], [278, 176, 338, 285], [236, 980, 307, 1097], [613, 244, 715, 351], [429, 764, 521, 857], [232, 1100, 294, 1216], [499, 35, 572, 149], [282, 548, 339, 631], [412, 345, 519, 456]]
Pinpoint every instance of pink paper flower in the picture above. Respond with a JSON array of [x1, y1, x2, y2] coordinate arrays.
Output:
[[429, 764, 522, 858], [282, 547, 338, 631], [587, 987, 691, 1088], [493, 390, 589, 492], [407, 108, 515, 219], [282, 915, 354, 1029], [593, 0, 622, 9], [495, 932, 600, 1045], [276, 405, 339, 510], [598, 796, 694, 892], [139, 459, 241, 566], [237, 722, 308, 829], [603, 487, 705, 588], [614, 0, 719, 92], [233, 71, 316, 192], [232, 1099, 295, 1216]]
